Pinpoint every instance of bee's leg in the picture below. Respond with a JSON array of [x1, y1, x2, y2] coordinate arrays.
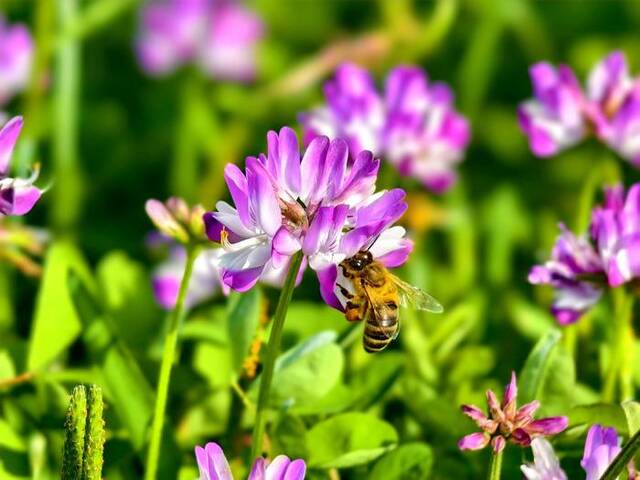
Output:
[[344, 300, 365, 322], [336, 283, 354, 299]]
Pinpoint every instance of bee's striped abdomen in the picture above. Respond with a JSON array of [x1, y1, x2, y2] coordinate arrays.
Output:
[[362, 302, 398, 353]]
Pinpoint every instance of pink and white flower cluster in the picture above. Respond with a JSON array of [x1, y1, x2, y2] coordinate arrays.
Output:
[[530, 183, 640, 325], [203, 126, 412, 308], [136, 0, 263, 82], [0, 16, 32, 106], [300, 63, 470, 193], [195, 442, 306, 480], [519, 50, 640, 164]]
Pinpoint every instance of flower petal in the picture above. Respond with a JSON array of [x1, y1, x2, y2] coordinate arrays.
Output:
[[224, 163, 251, 227], [246, 157, 281, 236], [222, 266, 263, 292], [458, 432, 490, 451], [299, 135, 329, 205], [0, 116, 23, 175], [526, 416, 568, 436], [265, 455, 291, 480], [4, 184, 41, 216], [283, 459, 306, 480], [317, 265, 343, 311], [194, 442, 233, 480]]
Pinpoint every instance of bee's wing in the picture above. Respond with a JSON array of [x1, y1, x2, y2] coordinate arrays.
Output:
[[389, 275, 444, 313]]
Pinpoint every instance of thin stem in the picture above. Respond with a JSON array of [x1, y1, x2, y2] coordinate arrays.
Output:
[[487, 450, 503, 480], [231, 380, 255, 412], [601, 428, 640, 480], [144, 246, 198, 480], [250, 251, 304, 459], [603, 288, 634, 402], [52, 0, 83, 232]]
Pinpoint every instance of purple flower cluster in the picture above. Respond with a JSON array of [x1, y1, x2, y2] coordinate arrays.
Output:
[[203, 126, 412, 305], [0, 16, 32, 106], [300, 63, 470, 193], [459, 372, 568, 453], [521, 424, 621, 480], [519, 50, 640, 164], [195, 442, 306, 480], [530, 183, 640, 325], [136, 0, 263, 82], [0, 117, 42, 216]]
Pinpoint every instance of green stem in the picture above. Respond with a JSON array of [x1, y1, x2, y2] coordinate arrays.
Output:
[[250, 251, 303, 459], [52, 0, 83, 233], [171, 74, 200, 203], [562, 323, 577, 360], [144, 246, 199, 480], [487, 450, 503, 480], [601, 428, 640, 480], [603, 288, 634, 402]]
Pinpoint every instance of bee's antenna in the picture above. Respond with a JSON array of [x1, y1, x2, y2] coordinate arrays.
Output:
[[366, 233, 382, 252]]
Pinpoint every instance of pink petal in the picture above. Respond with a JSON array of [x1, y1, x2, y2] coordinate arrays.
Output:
[[0, 116, 23, 175], [458, 432, 490, 451]]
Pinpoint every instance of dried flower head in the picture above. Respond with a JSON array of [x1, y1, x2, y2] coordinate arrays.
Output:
[[459, 372, 568, 453]]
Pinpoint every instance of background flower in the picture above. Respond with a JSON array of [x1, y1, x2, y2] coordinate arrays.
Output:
[[528, 224, 604, 325], [0, 16, 32, 106], [581, 424, 621, 480], [136, 0, 263, 81], [519, 50, 640, 165], [301, 63, 470, 193], [521, 437, 567, 480]]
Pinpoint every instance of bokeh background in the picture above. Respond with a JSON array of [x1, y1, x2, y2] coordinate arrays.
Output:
[[2, 0, 640, 478]]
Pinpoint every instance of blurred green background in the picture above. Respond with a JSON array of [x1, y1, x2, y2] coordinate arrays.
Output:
[[2, 0, 640, 478]]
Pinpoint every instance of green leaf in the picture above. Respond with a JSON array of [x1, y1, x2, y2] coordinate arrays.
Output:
[[350, 353, 404, 410], [0, 350, 16, 381], [269, 333, 344, 408], [96, 251, 158, 348], [370, 443, 433, 480], [306, 412, 397, 469], [28, 241, 93, 370], [283, 302, 348, 343], [68, 271, 154, 450], [569, 403, 628, 433], [519, 328, 562, 404], [622, 401, 640, 436], [271, 414, 308, 459], [227, 289, 261, 375], [0, 419, 26, 452]]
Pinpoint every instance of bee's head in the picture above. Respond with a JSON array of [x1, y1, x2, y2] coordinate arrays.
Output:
[[348, 250, 373, 271]]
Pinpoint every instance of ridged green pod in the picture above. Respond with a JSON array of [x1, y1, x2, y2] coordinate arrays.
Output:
[[82, 385, 105, 480], [62, 385, 87, 480], [61, 384, 105, 480]]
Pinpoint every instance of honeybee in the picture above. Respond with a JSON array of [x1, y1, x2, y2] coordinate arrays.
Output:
[[336, 250, 443, 353]]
